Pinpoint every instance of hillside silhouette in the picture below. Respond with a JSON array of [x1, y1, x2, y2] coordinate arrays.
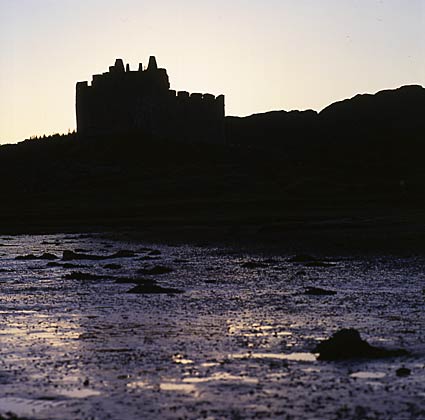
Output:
[[0, 84, 424, 249], [227, 85, 425, 149]]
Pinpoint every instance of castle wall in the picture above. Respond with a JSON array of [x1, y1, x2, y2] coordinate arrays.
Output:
[[76, 58, 225, 144]]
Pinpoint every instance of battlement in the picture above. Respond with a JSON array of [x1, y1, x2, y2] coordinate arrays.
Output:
[[76, 57, 225, 144]]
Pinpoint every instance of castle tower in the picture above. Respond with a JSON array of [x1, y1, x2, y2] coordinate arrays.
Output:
[[76, 57, 225, 144], [114, 59, 125, 73], [147, 56, 158, 71]]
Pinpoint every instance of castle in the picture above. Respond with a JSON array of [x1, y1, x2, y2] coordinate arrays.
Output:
[[76, 57, 225, 143]]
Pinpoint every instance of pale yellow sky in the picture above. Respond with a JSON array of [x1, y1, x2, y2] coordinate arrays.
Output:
[[0, 0, 424, 144]]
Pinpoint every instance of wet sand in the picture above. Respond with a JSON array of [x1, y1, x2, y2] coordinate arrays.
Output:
[[0, 234, 424, 419]]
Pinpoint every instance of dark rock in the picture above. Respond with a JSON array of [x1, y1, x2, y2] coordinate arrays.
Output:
[[115, 277, 154, 285], [137, 266, 173, 275], [290, 254, 317, 263], [305, 287, 337, 296], [314, 329, 409, 361], [39, 252, 59, 260], [396, 367, 411, 377], [63, 250, 102, 261], [63, 271, 105, 281], [15, 254, 38, 260], [139, 255, 161, 261], [104, 263, 122, 270], [149, 250, 162, 256], [241, 261, 268, 269], [16, 253, 58, 261], [63, 250, 135, 261], [127, 284, 183, 294]]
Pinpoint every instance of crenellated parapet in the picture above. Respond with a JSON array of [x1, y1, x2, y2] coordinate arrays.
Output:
[[76, 57, 225, 144]]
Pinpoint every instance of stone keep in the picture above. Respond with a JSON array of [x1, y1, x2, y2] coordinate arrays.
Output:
[[76, 57, 225, 143]]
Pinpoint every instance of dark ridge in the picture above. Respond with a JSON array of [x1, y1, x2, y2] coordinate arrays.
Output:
[[320, 85, 425, 117], [227, 84, 425, 151]]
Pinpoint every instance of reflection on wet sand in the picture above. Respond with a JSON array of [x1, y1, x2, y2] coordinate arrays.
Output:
[[182, 372, 259, 384], [231, 352, 317, 362]]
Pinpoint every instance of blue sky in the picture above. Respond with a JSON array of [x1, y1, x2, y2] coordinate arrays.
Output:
[[0, 0, 424, 143]]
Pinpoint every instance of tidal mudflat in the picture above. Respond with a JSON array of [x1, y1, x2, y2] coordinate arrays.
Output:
[[0, 234, 424, 419]]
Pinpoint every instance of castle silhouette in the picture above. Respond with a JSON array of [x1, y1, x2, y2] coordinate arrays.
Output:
[[76, 57, 225, 143]]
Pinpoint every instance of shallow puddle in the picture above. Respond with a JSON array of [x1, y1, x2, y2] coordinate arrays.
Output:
[[350, 371, 387, 379], [172, 354, 194, 364], [231, 352, 317, 362], [159, 382, 198, 394], [182, 372, 259, 384], [59, 388, 102, 398]]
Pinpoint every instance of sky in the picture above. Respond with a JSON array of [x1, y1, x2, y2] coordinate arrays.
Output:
[[0, 0, 424, 144]]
